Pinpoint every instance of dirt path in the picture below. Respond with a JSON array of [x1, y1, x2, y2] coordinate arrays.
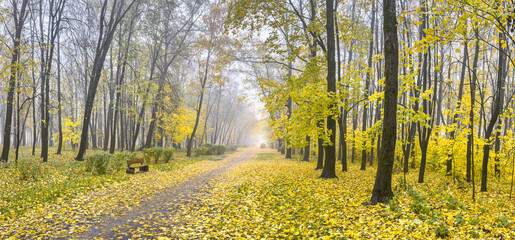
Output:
[[76, 150, 254, 239]]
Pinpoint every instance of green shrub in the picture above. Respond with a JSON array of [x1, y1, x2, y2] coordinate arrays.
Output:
[[112, 152, 138, 171], [143, 148, 153, 164], [194, 146, 207, 156], [85, 152, 139, 174], [194, 144, 227, 156], [203, 144, 216, 155], [226, 145, 238, 151], [152, 147, 163, 163], [216, 145, 226, 155], [143, 147, 174, 163], [85, 153, 112, 175], [16, 155, 45, 181], [162, 148, 174, 163], [408, 188, 430, 217]]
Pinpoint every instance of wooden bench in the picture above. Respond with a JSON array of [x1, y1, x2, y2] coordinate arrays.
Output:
[[126, 158, 149, 174]]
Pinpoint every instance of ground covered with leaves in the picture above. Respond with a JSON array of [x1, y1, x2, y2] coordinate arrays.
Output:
[[1, 147, 514, 239], [158, 149, 514, 239], [0, 147, 234, 239]]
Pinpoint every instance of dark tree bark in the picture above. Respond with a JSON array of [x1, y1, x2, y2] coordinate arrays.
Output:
[[56, 34, 63, 155], [303, 136, 310, 161], [104, 50, 115, 151], [417, 0, 437, 184], [467, 30, 479, 201], [91, 113, 98, 149], [15, 95, 33, 162], [285, 95, 293, 159], [110, 6, 138, 154], [494, 121, 501, 178], [1, 0, 29, 162], [370, 0, 398, 205], [30, 21, 37, 156], [39, 0, 66, 162], [144, 88, 160, 149], [481, 30, 507, 192], [320, 0, 337, 179], [76, 0, 136, 161]]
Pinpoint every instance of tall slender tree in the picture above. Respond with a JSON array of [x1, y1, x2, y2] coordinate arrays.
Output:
[[39, 0, 67, 162], [320, 0, 337, 179], [76, 0, 136, 160], [370, 0, 398, 204], [0, 0, 29, 162]]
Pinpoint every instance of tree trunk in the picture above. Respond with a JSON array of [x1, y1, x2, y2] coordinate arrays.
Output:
[[285, 97, 292, 159], [481, 30, 507, 192], [303, 136, 310, 161], [76, 0, 135, 161], [370, 0, 398, 205], [56, 34, 63, 155], [468, 30, 479, 201], [110, 9, 136, 153], [1, 0, 29, 162], [315, 120, 324, 169], [320, 0, 337, 179]]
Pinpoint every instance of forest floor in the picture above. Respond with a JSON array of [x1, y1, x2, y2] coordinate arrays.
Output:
[[1, 147, 515, 239]]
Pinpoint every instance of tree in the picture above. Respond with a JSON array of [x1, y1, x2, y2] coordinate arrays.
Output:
[[370, 0, 398, 205], [76, 0, 135, 160], [319, 0, 337, 179], [187, 2, 230, 157], [0, 0, 29, 162], [481, 23, 507, 192], [38, 0, 67, 162], [109, 3, 139, 154]]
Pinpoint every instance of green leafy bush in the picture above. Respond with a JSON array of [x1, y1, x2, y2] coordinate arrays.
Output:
[[194, 146, 207, 156], [408, 188, 430, 217], [216, 145, 226, 155], [112, 152, 138, 171], [194, 144, 226, 156], [16, 155, 45, 181], [143, 148, 153, 164], [85, 153, 111, 175], [226, 145, 237, 152], [152, 147, 163, 163], [162, 148, 174, 163], [85, 152, 140, 174], [143, 147, 174, 164]]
